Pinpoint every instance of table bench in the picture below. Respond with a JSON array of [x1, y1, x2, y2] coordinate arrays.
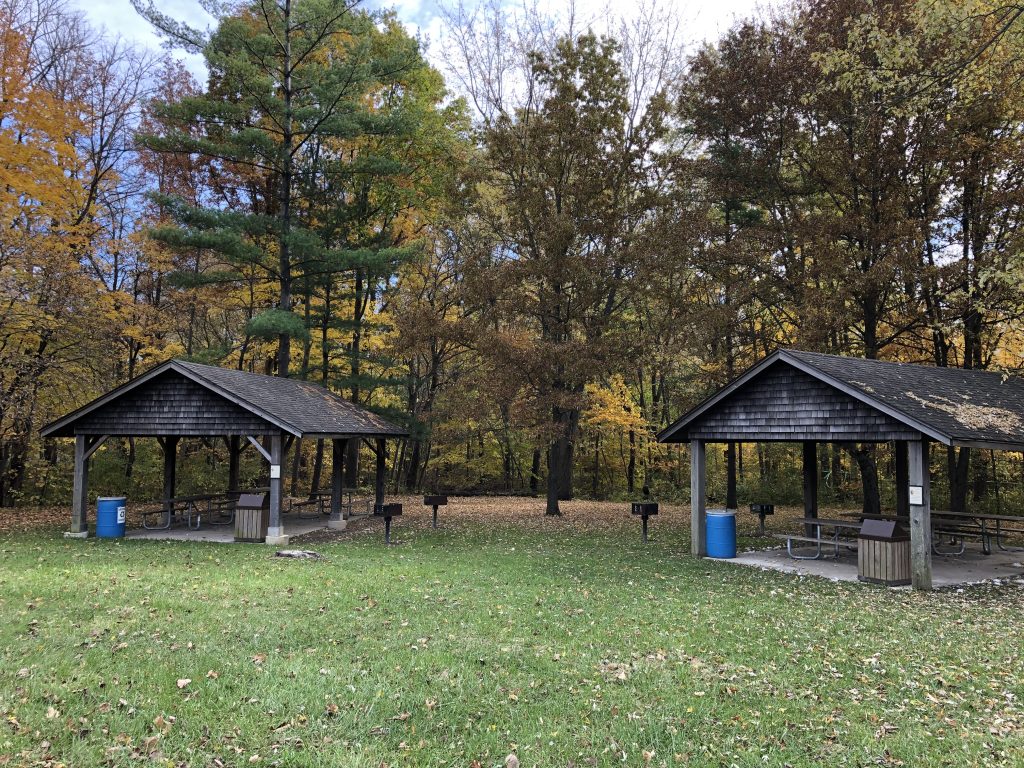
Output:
[[774, 518, 861, 560], [288, 496, 326, 519], [142, 493, 241, 530], [142, 495, 211, 530], [848, 512, 996, 555]]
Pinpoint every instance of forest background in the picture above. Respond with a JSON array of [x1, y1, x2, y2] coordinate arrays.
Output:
[[4, 0, 1024, 516]]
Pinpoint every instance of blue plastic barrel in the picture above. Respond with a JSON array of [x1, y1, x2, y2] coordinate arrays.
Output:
[[706, 509, 737, 558], [96, 496, 127, 538]]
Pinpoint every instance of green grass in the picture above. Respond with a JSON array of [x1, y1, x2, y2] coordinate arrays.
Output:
[[2, 514, 1024, 767]]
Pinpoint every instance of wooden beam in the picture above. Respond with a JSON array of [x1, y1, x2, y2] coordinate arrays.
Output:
[[895, 441, 909, 518], [84, 435, 108, 460], [331, 438, 347, 524], [908, 439, 932, 590], [227, 435, 241, 492], [374, 438, 386, 511], [70, 435, 89, 535], [247, 435, 271, 462], [162, 436, 179, 510], [690, 440, 706, 556], [267, 433, 285, 543], [802, 441, 818, 536]]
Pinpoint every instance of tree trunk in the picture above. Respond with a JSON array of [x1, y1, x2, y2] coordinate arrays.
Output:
[[947, 446, 970, 512], [626, 429, 636, 495], [529, 448, 541, 495], [725, 441, 737, 508], [846, 444, 880, 516], [125, 437, 136, 480], [290, 438, 302, 496], [276, 0, 294, 377], [405, 437, 422, 491], [309, 439, 324, 496], [546, 445, 562, 515], [554, 436, 574, 501]]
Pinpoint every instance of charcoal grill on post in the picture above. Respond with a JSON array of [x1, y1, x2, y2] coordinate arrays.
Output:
[[374, 503, 403, 544], [423, 495, 448, 529], [749, 503, 775, 536], [631, 502, 659, 543]]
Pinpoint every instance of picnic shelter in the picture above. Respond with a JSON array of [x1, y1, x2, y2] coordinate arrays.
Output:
[[658, 349, 1024, 590], [41, 360, 407, 544]]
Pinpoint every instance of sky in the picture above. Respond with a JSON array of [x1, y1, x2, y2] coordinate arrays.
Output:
[[70, 0, 768, 80]]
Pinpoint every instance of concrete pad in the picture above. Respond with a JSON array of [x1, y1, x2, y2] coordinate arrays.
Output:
[[711, 544, 1024, 588], [125, 518, 326, 544]]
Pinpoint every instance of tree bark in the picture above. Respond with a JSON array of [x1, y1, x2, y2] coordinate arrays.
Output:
[[725, 441, 737, 508], [845, 443, 880, 516], [947, 446, 970, 512]]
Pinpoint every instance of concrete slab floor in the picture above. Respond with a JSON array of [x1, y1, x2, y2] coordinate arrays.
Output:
[[711, 544, 1024, 588], [125, 518, 327, 544]]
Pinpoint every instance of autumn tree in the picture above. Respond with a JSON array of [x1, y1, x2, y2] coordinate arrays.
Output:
[[459, 30, 669, 514]]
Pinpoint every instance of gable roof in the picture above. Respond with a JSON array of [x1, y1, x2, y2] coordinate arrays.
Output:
[[658, 349, 1024, 450], [41, 360, 408, 439]]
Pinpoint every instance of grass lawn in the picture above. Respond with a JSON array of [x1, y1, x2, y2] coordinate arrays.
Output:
[[2, 497, 1023, 767]]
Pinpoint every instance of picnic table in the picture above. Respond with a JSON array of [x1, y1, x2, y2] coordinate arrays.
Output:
[[928, 510, 1024, 555], [846, 510, 1024, 555], [288, 490, 332, 519], [142, 493, 237, 530], [773, 517, 861, 560], [287, 488, 376, 519]]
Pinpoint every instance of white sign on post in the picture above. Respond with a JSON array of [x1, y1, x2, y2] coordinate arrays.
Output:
[[270, 464, 281, 479], [908, 485, 923, 506]]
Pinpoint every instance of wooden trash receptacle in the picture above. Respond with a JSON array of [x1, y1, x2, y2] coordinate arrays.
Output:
[[234, 493, 269, 543], [858, 519, 911, 586]]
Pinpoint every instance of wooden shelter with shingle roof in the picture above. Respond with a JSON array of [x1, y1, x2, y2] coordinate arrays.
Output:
[[41, 360, 408, 544], [658, 349, 1024, 590]]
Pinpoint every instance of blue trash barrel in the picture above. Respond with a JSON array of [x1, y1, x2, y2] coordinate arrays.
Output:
[[706, 509, 737, 558], [96, 496, 127, 539]]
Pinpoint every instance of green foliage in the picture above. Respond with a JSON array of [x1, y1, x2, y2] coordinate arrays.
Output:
[[245, 309, 310, 342]]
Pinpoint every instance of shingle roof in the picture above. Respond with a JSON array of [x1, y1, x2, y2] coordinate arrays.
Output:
[[174, 361, 407, 438], [783, 350, 1024, 448], [658, 349, 1024, 449], [41, 360, 407, 439]]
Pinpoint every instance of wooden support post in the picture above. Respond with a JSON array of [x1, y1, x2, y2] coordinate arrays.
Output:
[[375, 438, 386, 512], [161, 436, 179, 510], [69, 435, 90, 537], [802, 441, 818, 536], [267, 433, 288, 545], [227, 435, 241, 493], [690, 440, 706, 556], [329, 438, 348, 529], [895, 441, 909, 518], [908, 439, 932, 590]]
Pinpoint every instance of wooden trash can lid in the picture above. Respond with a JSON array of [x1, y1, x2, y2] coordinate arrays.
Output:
[[237, 493, 266, 509]]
